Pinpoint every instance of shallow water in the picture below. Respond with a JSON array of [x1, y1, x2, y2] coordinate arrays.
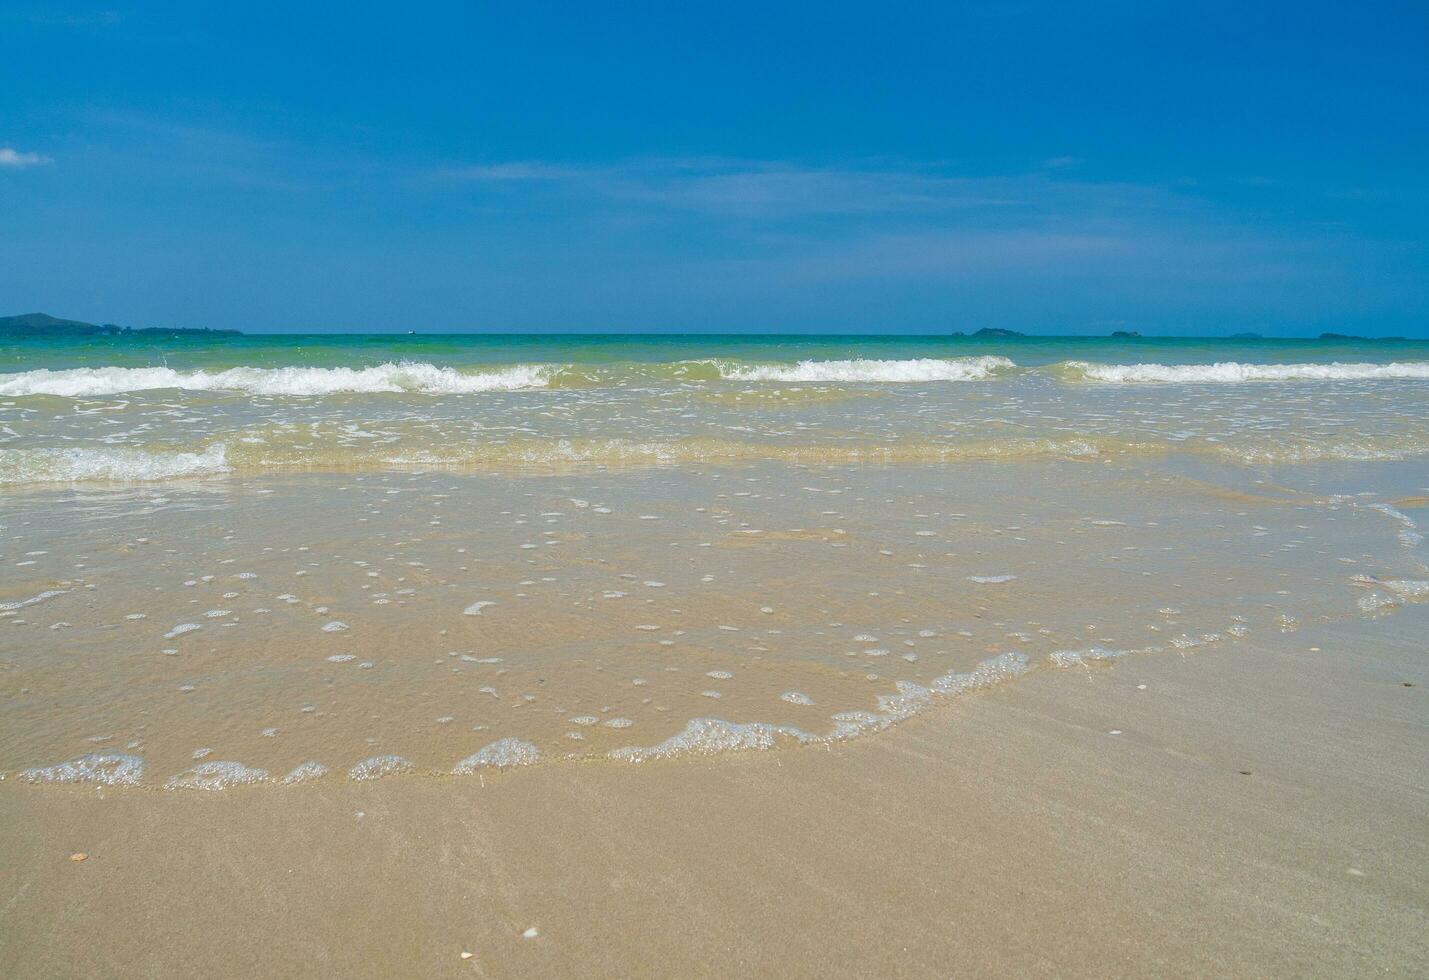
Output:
[[2, 334, 1426, 788]]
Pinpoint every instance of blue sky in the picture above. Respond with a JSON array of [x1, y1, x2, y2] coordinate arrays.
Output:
[[2, 2, 1426, 335]]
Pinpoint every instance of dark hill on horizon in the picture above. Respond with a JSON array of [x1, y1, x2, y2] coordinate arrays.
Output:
[[0, 312, 240, 337]]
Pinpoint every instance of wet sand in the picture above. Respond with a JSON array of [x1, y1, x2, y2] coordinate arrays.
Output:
[[3, 607, 1424, 978], [6, 462, 1417, 783]]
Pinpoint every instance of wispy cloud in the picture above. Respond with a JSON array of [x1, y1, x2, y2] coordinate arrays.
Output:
[[427, 155, 1322, 301], [446, 161, 588, 182], [440, 156, 1221, 238], [26, 10, 123, 27], [0, 147, 52, 168], [446, 158, 1053, 218]]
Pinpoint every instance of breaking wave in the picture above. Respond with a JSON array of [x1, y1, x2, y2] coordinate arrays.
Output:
[[1060, 360, 1429, 383], [7, 356, 1429, 396], [718, 356, 1015, 383], [0, 362, 562, 397], [0, 444, 231, 484], [9, 431, 1429, 486]]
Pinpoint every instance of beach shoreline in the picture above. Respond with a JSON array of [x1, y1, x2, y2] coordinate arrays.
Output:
[[4, 607, 1424, 978]]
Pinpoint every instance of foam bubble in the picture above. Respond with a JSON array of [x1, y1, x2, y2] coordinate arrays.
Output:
[[19, 752, 144, 786], [0, 589, 68, 611], [609, 718, 816, 763], [281, 761, 330, 785], [929, 652, 1031, 697], [1048, 646, 1127, 667], [1383, 579, 1429, 598], [1357, 592, 1402, 614], [166, 760, 270, 791], [453, 738, 540, 772], [349, 755, 413, 781]]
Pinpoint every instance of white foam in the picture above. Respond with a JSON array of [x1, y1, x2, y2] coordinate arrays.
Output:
[[1354, 575, 1429, 601], [609, 718, 817, 763], [0, 589, 68, 611], [453, 737, 541, 772], [1064, 360, 1429, 383], [349, 755, 413, 781], [720, 356, 1014, 383], [281, 761, 330, 785], [0, 362, 560, 397], [1049, 646, 1127, 667], [166, 760, 270, 791], [19, 752, 144, 786], [1383, 579, 1429, 599], [0, 444, 230, 484], [780, 691, 814, 705], [1357, 592, 1401, 614], [929, 652, 1031, 697]]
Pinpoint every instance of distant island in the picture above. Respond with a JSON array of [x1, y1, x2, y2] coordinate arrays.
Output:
[[0, 312, 240, 337], [949, 328, 1025, 338], [1109, 330, 1141, 338], [1320, 331, 1406, 341]]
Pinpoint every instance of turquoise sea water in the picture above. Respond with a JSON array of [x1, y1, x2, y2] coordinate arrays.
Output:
[[2, 332, 1427, 483], [3, 332, 1426, 782], [6, 331, 1429, 372]]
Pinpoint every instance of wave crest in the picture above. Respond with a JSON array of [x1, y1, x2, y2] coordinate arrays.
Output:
[[1061, 360, 1429, 383], [719, 356, 1015, 383], [0, 362, 560, 397]]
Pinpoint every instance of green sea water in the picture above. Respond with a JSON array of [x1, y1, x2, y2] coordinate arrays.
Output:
[[2, 331, 1426, 783], [5, 331, 1429, 372], [2, 332, 1428, 483]]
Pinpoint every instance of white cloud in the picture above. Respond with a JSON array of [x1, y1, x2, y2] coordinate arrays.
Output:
[[435, 156, 1307, 291], [442, 156, 1205, 231], [0, 147, 52, 168], [447, 161, 586, 181]]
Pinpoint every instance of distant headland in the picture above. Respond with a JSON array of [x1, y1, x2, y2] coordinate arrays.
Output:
[[1319, 331, 1406, 341], [948, 328, 1025, 338], [0, 314, 1415, 340], [0, 312, 241, 337]]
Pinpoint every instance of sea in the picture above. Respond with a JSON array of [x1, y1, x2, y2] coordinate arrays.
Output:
[[2, 333, 1426, 788]]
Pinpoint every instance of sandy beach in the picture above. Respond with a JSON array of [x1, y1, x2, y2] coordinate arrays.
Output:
[[4, 606, 1424, 978], [7, 3, 1429, 976]]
